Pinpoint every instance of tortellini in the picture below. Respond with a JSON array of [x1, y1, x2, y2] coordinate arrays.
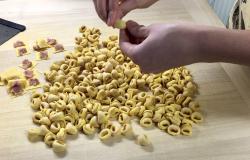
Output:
[[136, 134, 151, 146], [99, 128, 112, 141], [28, 25, 202, 153]]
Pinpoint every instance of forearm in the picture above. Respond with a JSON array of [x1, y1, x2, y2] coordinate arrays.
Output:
[[197, 26, 250, 65]]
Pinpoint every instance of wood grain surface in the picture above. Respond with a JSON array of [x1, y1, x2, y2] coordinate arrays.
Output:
[[0, 0, 250, 160]]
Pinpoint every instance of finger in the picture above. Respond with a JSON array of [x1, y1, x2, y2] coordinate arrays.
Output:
[[107, 0, 120, 26], [119, 0, 138, 17], [126, 20, 149, 38], [96, 0, 108, 22], [119, 29, 138, 58]]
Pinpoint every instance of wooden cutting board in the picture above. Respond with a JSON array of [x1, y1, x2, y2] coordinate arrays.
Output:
[[0, 0, 250, 160]]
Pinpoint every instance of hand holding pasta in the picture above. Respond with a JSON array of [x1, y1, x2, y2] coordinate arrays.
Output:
[[119, 21, 202, 73], [92, 0, 158, 27], [28, 25, 203, 153]]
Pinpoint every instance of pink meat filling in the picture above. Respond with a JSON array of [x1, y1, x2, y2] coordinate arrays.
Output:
[[47, 38, 57, 45], [22, 59, 32, 69], [24, 70, 34, 79], [11, 81, 23, 95], [29, 78, 40, 86], [40, 51, 49, 59], [18, 48, 27, 56], [13, 41, 25, 48], [54, 44, 64, 51]]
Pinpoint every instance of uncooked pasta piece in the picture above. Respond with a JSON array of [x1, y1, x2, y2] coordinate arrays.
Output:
[[13, 40, 25, 48], [16, 46, 30, 56], [136, 134, 151, 146], [53, 44, 65, 53], [114, 20, 126, 29], [35, 50, 50, 61]]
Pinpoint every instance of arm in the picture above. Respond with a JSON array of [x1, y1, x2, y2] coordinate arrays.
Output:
[[119, 21, 250, 73], [198, 27, 250, 66]]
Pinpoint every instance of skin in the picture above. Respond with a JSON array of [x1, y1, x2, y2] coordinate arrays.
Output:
[[92, 0, 158, 26], [93, 0, 250, 73]]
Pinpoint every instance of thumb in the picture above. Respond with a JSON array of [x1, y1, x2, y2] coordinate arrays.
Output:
[[126, 20, 149, 39], [119, 29, 138, 58]]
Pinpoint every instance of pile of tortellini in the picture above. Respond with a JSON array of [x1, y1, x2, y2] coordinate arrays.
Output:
[[28, 25, 203, 153]]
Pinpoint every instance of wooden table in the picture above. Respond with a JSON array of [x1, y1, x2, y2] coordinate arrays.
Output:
[[0, 0, 250, 160]]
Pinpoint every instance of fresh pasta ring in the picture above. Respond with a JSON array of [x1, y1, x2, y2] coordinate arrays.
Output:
[[137, 92, 147, 102], [89, 116, 99, 128], [99, 128, 112, 141], [118, 113, 130, 124], [175, 94, 186, 104], [87, 34, 99, 43], [108, 107, 119, 118], [52, 140, 67, 153], [50, 122, 61, 134], [119, 106, 130, 114], [44, 132, 56, 147], [82, 124, 95, 135], [39, 117, 51, 126], [182, 118, 194, 126], [167, 124, 181, 136], [32, 112, 44, 124], [181, 124, 193, 136], [115, 54, 125, 63], [154, 95, 164, 104], [189, 101, 200, 111], [170, 104, 182, 111], [79, 25, 87, 33], [165, 105, 176, 113], [97, 111, 109, 124], [64, 115, 75, 124], [143, 110, 153, 118], [138, 106, 146, 117], [140, 117, 153, 128], [49, 86, 59, 95], [63, 86, 73, 94], [30, 91, 41, 98], [125, 100, 136, 108], [110, 125, 120, 136], [168, 116, 181, 126], [181, 107, 193, 117], [152, 113, 162, 123], [182, 97, 192, 107], [31, 98, 42, 110], [47, 94, 59, 103], [56, 128, 66, 141], [120, 123, 134, 136], [191, 112, 203, 123], [27, 128, 42, 142], [155, 107, 165, 115], [157, 119, 170, 130], [109, 35, 118, 41], [129, 106, 140, 116], [65, 123, 78, 135]]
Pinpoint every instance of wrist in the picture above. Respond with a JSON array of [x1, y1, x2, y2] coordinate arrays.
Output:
[[193, 26, 219, 63]]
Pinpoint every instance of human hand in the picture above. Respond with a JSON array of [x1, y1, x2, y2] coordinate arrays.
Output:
[[119, 21, 201, 73], [92, 0, 158, 26]]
